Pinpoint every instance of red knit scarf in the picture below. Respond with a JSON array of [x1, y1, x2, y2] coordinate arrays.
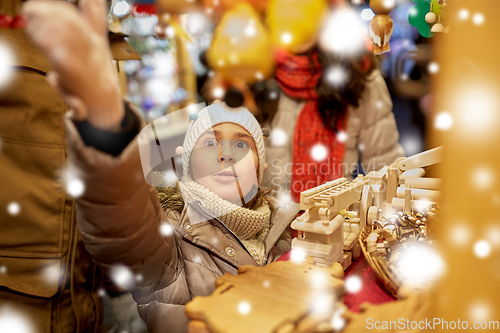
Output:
[[275, 51, 347, 202]]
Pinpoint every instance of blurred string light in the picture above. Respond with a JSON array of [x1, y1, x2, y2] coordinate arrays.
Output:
[[319, 8, 366, 56], [113, 0, 130, 18], [472, 13, 485, 25], [396, 242, 445, 287], [0, 41, 15, 91], [361, 8, 375, 21], [0, 306, 34, 333], [311, 144, 328, 162], [474, 240, 492, 259], [469, 301, 491, 322], [400, 134, 422, 156], [458, 9, 469, 20], [7, 202, 20, 216], [448, 223, 470, 247], [186, 13, 207, 36], [471, 166, 494, 191]]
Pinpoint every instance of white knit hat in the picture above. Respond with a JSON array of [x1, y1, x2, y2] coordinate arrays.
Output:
[[181, 102, 266, 184]]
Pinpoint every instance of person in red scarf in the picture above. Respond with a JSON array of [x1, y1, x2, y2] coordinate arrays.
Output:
[[261, 4, 404, 202]]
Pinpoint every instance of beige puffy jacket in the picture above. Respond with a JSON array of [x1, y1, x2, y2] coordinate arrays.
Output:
[[64, 117, 300, 333], [261, 70, 405, 194]]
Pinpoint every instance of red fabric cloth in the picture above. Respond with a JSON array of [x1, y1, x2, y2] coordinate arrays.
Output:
[[275, 51, 347, 202], [277, 251, 396, 312]]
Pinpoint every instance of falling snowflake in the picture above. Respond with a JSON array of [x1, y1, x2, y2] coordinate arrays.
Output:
[[344, 275, 362, 294], [0, 266, 6, 274], [281, 32, 293, 45], [97, 288, 106, 297], [434, 112, 453, 131], [213, 87, 225, 99], [164, 170, 177, 184], [262, 280, 271, 289], [67, 178, 85, 198], [160, 223, 174, 237], [290, 248, 307, 264], [311, 144, 328, 162], [326, 66, 346, 86], [7, 202, 20, 216], [336, 131, 347, 143], [310, 293, 333, 316], [110, 265, 134, 288], [428, 62, 440, 74], [396, 242, 445, 287], [44, 265, 61, 283], [237, 301, 251, 315], [270, 128, 287, 147]]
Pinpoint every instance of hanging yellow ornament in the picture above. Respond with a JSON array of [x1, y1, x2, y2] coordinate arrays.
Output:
[[206, 2, 274, 83], [267, 0, 328, 54]]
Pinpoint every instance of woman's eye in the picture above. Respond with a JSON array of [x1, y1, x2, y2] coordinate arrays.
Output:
[[234, 141, 250, 149]]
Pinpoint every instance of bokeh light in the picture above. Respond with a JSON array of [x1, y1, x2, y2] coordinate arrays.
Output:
[[67, 178, 85, 198], [472, 13, 485, 25], [474, 240, 492, 259], [7, 202, 20, 216], [448, 223, 471, 247], [326, 66, 347, 86], [458, 9, 470, 20], [0, 41, 15, 91], [471, 166, 494, 191], [428, 62, 440, 74], [336, 131, 347, 143]]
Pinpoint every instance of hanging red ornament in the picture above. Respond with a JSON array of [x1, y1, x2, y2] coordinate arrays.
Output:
[[0, 14, 13, 28], [11, 15, 27, 29]]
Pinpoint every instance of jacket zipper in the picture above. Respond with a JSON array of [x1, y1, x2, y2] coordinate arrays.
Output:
[[195, 201, 253, 257]]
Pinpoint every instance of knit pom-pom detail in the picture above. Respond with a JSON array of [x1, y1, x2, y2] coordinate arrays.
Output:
[[175, 146, 184, 155], [188, 112, 198, 121]]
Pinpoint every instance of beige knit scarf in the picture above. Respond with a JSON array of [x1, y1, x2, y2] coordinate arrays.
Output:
[[179, 176, 272, 266]]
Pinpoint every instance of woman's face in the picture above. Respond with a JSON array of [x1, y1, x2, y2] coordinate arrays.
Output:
[[189, 123, 259, 205]]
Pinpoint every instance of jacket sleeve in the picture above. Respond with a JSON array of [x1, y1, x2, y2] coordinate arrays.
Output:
[[64, 106, 182, 300], [357, 70, 405, 173]]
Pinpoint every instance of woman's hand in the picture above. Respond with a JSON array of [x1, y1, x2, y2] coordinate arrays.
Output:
[[23, 0, 124, 132]]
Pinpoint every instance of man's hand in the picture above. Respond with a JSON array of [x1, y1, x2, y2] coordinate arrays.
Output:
[[23, 0, 124, 131]]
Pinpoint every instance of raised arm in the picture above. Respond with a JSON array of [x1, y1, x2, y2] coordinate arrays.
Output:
[[23, 0, 181, 297]]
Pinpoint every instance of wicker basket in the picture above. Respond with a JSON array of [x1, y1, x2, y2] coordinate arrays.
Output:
[[359, 226, 400, 298]]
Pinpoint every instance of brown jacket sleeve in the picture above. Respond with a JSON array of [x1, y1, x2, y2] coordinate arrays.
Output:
[[64, 109, 181, 299]]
